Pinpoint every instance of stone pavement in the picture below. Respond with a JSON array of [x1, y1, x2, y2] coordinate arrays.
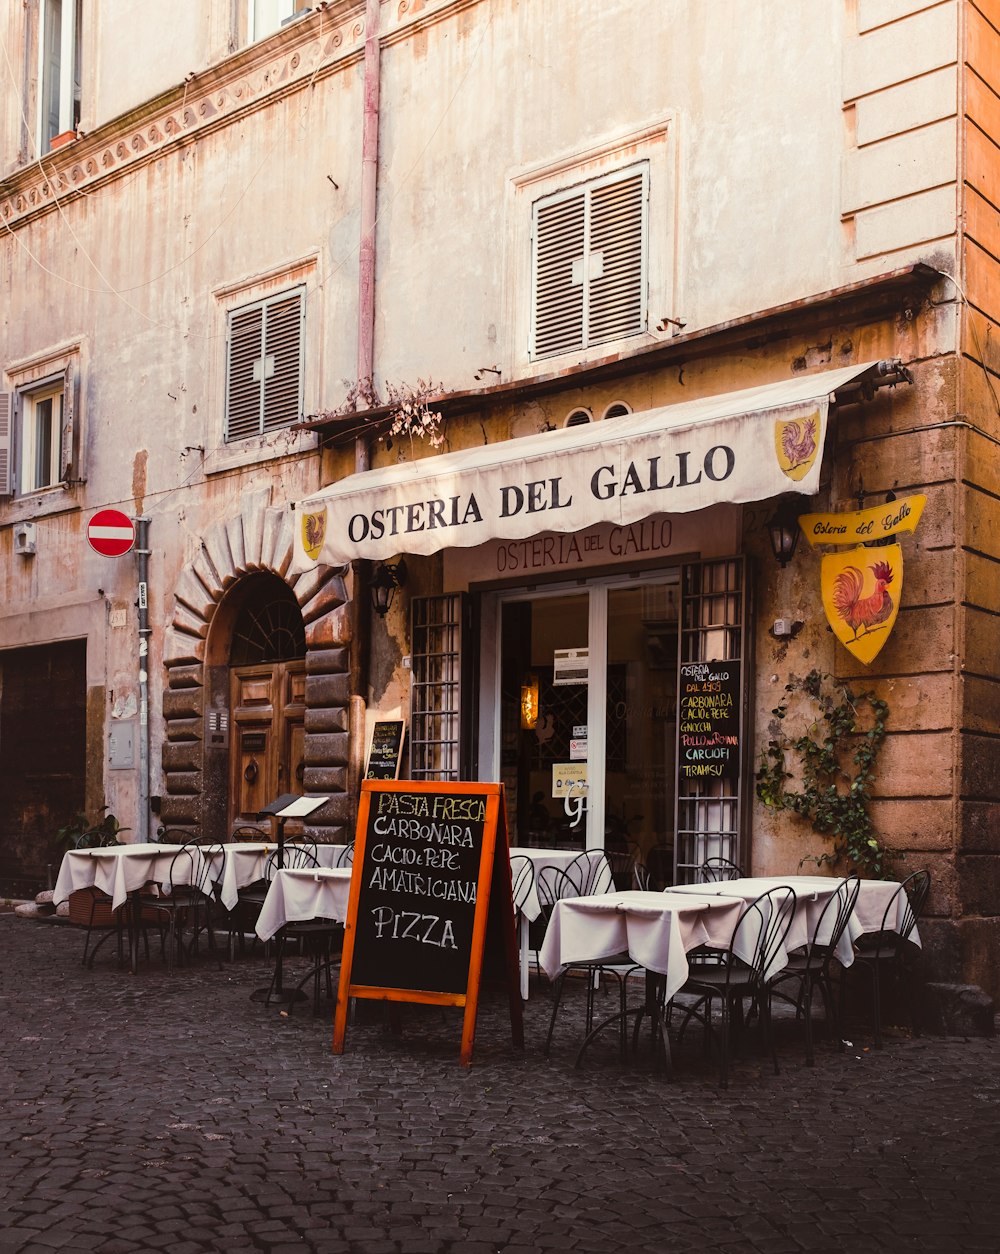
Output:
[[1, 913, 999, 1254]]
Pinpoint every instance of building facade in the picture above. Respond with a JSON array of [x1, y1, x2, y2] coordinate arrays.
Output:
[[1, 0, 998, 1003]]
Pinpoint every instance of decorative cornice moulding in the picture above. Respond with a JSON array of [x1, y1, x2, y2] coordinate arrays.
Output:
[[1, 8, 364, 232]]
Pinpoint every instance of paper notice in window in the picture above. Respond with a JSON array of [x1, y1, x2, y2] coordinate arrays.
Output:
[[552, 763, 588, 799]]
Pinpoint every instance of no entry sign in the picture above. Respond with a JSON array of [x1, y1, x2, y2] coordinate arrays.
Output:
[[87, 509, 135, 557]]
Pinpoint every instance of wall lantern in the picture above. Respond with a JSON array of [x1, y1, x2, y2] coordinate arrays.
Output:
[[370, 559, 407, 618], [766, 499, 802, 568], [520, 673, 540, 730]]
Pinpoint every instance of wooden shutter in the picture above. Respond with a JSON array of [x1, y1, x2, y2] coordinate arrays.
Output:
[[261, 291, 304, 432], [589, 169, 646, 345], [531, 191, 585, 359], [225, 303, 265, 441], [60, 359, 77, 483], [225, 290, 304, 442], [0, 392, 12, 495], [531, 165, 647, 361]]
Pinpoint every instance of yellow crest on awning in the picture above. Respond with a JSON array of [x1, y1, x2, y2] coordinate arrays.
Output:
[[774, 410, 820, 481], [821, 544, 902, 664], [301, 509, 327, 562]]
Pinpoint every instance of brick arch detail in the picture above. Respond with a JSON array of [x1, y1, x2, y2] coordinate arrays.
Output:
[[159, 488, 353, 838]]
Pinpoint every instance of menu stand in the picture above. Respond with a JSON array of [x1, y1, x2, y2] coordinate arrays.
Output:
[[250, 793, 329, 1004]]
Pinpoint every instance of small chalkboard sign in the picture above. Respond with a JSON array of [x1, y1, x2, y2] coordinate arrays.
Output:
[[332, 781, 523, 1065], [678, 660, 741, 783], [365, 719, 405, 780]]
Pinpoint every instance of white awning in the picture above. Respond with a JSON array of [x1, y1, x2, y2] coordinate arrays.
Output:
[[293, 362, 886, 567]]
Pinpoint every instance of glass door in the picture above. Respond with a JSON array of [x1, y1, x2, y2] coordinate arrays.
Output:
[[487, 572, 680, 872], [498, 592, 590, 849], [604, 581, 678, 887]]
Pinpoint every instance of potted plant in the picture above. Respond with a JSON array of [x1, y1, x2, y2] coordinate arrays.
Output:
[[57, 809, 130, 926]]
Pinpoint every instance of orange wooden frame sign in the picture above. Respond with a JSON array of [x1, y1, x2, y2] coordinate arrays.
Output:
[[332, 781, 524, 1065]]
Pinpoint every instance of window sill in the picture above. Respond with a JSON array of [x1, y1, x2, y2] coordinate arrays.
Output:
[[1, 486, 80, 526], [206, 425, 318, 475]]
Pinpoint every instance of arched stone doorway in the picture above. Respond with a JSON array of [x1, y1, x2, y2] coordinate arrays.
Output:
[[160, 488, 352, 841]]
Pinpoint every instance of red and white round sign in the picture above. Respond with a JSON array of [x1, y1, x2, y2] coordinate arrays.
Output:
[[87, 508, 135, 557]]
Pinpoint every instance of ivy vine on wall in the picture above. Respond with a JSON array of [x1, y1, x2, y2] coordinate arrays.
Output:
[[755, 669, 895, 878]]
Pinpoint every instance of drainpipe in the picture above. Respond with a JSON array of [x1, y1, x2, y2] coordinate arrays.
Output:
[[349, 0, 381, 795], [134, 515, 152, 844]]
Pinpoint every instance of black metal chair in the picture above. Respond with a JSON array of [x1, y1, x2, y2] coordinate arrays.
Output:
[[263, 847, 344, 1014], [561, 850, 615, 896], [769, 874, 861, 1065], [510, 854, 535, 916], [672, 884, 797, 1088], [699, 856, 743, 883], [846, 869, 931, 1048], [334, 842, 355, 868], [137, 842, 221, 971], [543, 869, 641, 1064], [529, 864, 562, 979]]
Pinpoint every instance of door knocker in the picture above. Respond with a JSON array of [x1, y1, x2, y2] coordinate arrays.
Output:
[[244, 758, 259, 784]]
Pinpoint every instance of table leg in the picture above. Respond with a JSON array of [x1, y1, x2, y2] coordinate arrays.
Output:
[[518, 914, 529, 1000]]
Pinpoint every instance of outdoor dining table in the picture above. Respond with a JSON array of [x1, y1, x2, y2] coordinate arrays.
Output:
[[255, 866, 354, 942], [52, 843, 205, 973], [667, 874, 921, 961], [199, 841, 350, 911], [509, 847, 611, 1000]]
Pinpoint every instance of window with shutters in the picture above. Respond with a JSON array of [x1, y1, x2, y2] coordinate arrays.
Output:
[[531, 165, 648, 361], [225, 288, 305, 442], [1, 353, 79, 498]]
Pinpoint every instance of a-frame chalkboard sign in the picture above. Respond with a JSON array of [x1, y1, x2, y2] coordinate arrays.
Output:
[[332, 780, 524, 1065]]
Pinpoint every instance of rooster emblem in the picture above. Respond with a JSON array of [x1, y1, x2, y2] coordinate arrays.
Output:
[[779, 415, 818, 473], [301, 510, 326, 561], [831, 559, 894, 641]]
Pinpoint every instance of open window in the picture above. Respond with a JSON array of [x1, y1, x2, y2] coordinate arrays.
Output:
[[242, 0, 311, 44], [0, 359, 78, 497], [36, 0, 83, 153]]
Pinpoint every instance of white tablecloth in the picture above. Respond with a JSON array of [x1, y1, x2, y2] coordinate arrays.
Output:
[[669, 875, 920, 962], [200, 842, 349, 911], [508, 847, 609, 922], [539, 890, 747, 1005], [255, 867, 353, 942], [52, 844, 202, 913]]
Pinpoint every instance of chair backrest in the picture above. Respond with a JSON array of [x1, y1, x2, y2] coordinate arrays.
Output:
[[266, 844, 320, 876], [335, 843, 355, 868], [882, 868, 931, 946], [803, 874, 861, 968], [730, 885, 797, 987], [169, 842, 216, 898], [285, 837, 318, 862], [536, 865, 563, 912], [632, 860, 653, 891], [700, 856, 743, 883], [157, 825, 197, 845], [230, 825, 267, 842], [562, 851, 614, 896], [509, 855, 535, 913]]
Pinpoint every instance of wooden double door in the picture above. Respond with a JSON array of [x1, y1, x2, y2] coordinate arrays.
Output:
[[229, 660, 306, 826]]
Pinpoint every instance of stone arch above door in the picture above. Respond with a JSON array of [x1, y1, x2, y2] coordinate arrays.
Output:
[[160, 487, 352, 839]]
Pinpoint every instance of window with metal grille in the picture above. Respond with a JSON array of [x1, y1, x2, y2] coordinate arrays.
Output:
[[409, 594, 468, 782], [530, 165, 648, 361], [225, 288, 305, 442], [673, 557, 749, 885]]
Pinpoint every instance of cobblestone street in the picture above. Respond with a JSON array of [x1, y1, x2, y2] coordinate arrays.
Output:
[[1, 914, 998, 1253]]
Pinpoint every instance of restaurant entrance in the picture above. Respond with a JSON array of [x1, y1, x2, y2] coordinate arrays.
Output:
[[486, 572, 680, 880]]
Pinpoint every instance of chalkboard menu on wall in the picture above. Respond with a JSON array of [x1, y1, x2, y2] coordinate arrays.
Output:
[[678, 660, 741, 783], [333, 781, 523, 1065], [365, 719, 405, 780]]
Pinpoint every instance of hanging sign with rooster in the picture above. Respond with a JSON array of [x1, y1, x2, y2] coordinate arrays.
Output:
[[796, 494, 926, 665]]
